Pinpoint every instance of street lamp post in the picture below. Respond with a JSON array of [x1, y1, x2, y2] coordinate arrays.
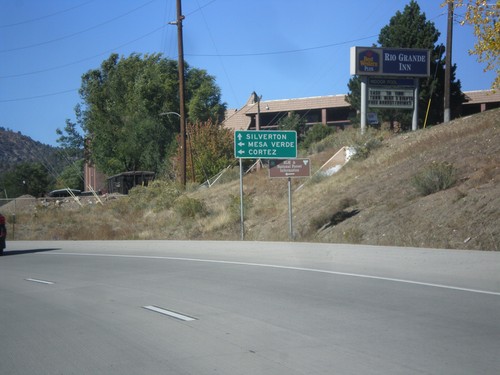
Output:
[[160, 112, 181, 118]]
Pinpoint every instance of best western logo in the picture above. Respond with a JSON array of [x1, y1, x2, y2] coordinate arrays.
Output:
[[358, 50, 380, 73]]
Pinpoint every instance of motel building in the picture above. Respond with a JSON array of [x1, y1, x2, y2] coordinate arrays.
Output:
[[222, 90, 500, 133]]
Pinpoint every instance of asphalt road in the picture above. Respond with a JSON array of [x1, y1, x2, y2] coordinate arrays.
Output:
[[1, 241, 499, 375]]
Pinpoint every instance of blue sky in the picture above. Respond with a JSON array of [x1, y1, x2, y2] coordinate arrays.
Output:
[[0, 0, 495, 146]]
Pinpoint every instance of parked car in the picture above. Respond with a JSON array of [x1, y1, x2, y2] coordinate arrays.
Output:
[[47, 189, 82, 198]]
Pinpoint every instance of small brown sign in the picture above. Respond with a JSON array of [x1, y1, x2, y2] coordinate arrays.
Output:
[[269, 159, 311, 178]]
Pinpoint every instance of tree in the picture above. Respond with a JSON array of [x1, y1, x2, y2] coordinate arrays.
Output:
[[54, 159, 84, 191], [1, 163, 53, 198], [56, 118, 84, 158], [301, 123, 333, 150], [179, 120, 234, 183], [347, 1, 466, 129], [78, 53, 227, 176], [446, 0, 499, 90], [277, 112, 306, 138], [186, 69, 226, 123]]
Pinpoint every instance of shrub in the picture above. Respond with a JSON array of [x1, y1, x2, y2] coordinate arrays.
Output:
[[411, 162, 457, 196], [128, 180, 182, 211], [179, 120, 235, 183], [309, 127, 385, 158], [228, 194, 252, 222], [351, 137, 382, 160], [174, 196, 207, 218], [302, 123, 333, 150]]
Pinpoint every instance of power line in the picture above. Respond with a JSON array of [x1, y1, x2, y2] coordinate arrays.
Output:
[[0, 88, 78, 103], [0, 0, 158, 53], [0, 24, 167, 79], [0, 31, 374, 102], [185, 34, 378, 57], [194, 0, 240, 108], [0, 0, 97, 29], [185, 0, 218, 16]]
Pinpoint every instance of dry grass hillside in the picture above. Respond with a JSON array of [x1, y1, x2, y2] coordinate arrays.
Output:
[[2, 109, 499, 250]]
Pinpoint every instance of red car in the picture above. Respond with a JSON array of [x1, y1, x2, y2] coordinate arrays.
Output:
[[0, 213, 6, 256]]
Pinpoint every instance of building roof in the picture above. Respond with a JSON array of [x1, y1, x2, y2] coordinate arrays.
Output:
[[245, 94, 350, 114], [223, 108, 253, 131], [222, 90, 499, 131], [464, 90, 500, 104], [223, 93, 351, 131]]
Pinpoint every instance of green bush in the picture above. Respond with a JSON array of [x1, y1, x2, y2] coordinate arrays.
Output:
[[412, 162, 457, 196], [309, 127, 384, 158], [228, 194, 252, 222], [128, 180, 182, 211], [351, 138, 382, 160], [174, 196, 207, 218], [302, 123, 333, 150]]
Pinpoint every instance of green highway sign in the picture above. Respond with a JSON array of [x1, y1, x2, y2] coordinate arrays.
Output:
[[234, 130, 297, 159]]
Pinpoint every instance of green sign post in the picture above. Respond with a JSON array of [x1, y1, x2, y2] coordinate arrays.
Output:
[[234, 130, 297, 241], [234, 130, 297, 159]]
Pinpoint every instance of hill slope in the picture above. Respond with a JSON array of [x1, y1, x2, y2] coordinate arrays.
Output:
[[193, 108, 499, 250], [3, 109, 499, 250], [304, 109, 499, 250], [0, 129, 63, 176]]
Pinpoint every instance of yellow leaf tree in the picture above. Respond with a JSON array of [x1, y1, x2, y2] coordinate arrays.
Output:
[[444, 1, 499, 90]]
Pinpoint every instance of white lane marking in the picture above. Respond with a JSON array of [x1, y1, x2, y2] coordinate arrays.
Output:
[[143, 305, 196, 321], [41, 252, 500, 296], [25, 278, 54, 285]]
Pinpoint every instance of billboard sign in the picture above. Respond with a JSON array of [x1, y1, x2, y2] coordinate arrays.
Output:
[[351, 47, 430, 77], [368, 88, 414, 109]]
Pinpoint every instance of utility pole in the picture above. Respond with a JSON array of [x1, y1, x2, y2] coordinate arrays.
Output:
[[444, 0, 453, 123], [256, 93, 261, 131], [172, 0, 187, 186]]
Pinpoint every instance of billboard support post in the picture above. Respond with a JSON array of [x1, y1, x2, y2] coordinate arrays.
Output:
[[268, 159, 310, 241], [288, 177, 293, 240], [361, 76, 367, 134], [239, 158, 244, 240], [412, 78, 419, 131]]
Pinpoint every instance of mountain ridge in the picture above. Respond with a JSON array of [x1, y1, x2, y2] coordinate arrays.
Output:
[[0, 128, 63, 176]]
